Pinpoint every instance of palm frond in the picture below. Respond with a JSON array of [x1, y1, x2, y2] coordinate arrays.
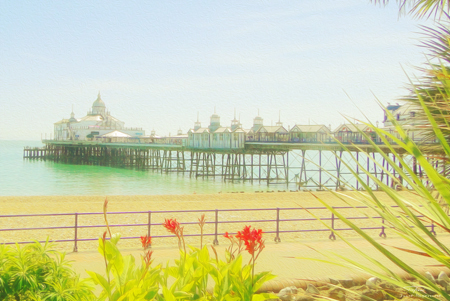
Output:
[[371, 0, 450, 19]]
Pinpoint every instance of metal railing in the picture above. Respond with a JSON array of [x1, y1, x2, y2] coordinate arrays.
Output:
[[0, 206, 436, 252]]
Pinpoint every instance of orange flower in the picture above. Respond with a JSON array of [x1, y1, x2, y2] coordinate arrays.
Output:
[[140, 235, 152, 249], [224, 232, 233, 239], [163, 218, 180, 235]]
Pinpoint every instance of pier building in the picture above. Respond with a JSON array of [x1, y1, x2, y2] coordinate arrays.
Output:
[[25, 100, 445, 191], [246, 112, 264, 141], [53, 93, 145, 141], [333, 123, 377, 144], [187, 111, 245, 149], [253, 126, 289, 142], [289, 125, 331, 143]]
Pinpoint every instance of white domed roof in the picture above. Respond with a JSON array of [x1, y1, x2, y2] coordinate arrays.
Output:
[[93, 92, 106, 108]]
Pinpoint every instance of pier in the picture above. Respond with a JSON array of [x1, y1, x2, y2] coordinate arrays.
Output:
[[23, 94, 444, 190], [24, 139, 440, 191]]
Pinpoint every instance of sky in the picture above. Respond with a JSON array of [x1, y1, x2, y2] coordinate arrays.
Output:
[[0, 1, 437, 140]]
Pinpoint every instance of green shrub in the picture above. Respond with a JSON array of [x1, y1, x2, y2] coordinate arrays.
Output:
[[0, 240, 95, 301], [89, 200, 278, 300]]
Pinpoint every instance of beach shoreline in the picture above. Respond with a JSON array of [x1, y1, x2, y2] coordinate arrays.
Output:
[[0, 190, 401, 213]]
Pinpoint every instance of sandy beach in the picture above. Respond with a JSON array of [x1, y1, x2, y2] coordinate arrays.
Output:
[[0, 191, 416, 251]]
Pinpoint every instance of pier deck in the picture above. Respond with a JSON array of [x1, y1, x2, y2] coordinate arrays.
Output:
[[23, 140, 441, 190]]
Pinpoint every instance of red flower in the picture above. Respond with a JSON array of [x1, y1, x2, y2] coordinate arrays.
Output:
[[140, 235, 152, 249], [236, 225, 264, 256], [163, 218, 180, 235]]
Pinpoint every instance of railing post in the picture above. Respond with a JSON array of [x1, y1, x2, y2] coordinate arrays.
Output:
[[148, 211, 152, 246], [274, 208, 281, 243], [379, 218, 386, 238], [73, 213, 78, 252], [213, 209, 219, 245], [328, 210, 336, 240], [431, 222, 436, 236]]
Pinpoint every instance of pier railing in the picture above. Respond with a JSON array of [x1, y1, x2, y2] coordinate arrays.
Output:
[[0, 206, 436, 252]]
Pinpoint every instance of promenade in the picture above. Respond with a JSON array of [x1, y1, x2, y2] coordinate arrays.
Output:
[[67, 235, 448, 292], [1, 192, 444, 292]]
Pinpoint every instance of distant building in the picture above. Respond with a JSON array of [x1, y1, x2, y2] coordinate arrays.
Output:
[[253, 126, 289, 142], [53, 93, 145, 141], [383, 103, 416, 126], [383, 103, 428, 143], [289, 125, 331, 143], [187, 111, 245, 149], [246, 112, 264, 141], [333, 123, 376, 143]]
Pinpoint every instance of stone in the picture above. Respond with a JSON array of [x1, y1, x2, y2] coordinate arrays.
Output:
[[329, 287, 346, 301], [438, 271, 450, 287], [361, 289, 385, 301], [379, 282, 396, 290], [365, 277, 381, 289], [340, 279, 355, 288], [306, 284, 320, 294], [294, 294, 316, 301], [425, 271, 436, 284], [278, 286, 298, 295], [384, 288, 403, 299], [278, 292, 293, 301], [424, 287, 438, 296], [278, 286, 299, 301], [329, 278, 340, 285]]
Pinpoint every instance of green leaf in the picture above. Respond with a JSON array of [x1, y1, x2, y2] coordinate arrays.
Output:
[[252, 293, 279, 301], [162, 286, 177, 301], [86, 271, 111, 295], [198, 245, 210, 263], [173, 290, 194, 299]]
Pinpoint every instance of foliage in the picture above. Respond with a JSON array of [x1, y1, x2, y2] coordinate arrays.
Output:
[[303, 3, 450, 300], [371, 0, 450, 19], [88, 232, 160, 301], [89, 200, 277, 300], [0, 240, 95, 301]]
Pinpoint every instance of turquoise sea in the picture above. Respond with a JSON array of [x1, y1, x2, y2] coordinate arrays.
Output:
[[1, 140, 389, 196], [0, 140, 275, 196]]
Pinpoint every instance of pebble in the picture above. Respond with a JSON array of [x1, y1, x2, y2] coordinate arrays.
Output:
[[361, 289, 384, 301], [340, 279, 355, 288], [278, 286, 299, 301], [329, 278, 340, 285], [278, 286, 298, 295], [294, 295, 316, 301], [329, 287, 346, 301], [306, 284, 320, 294], [366, 277, 381, 289], [425, 271, 436, 284], [438, 271, 450, 287]]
